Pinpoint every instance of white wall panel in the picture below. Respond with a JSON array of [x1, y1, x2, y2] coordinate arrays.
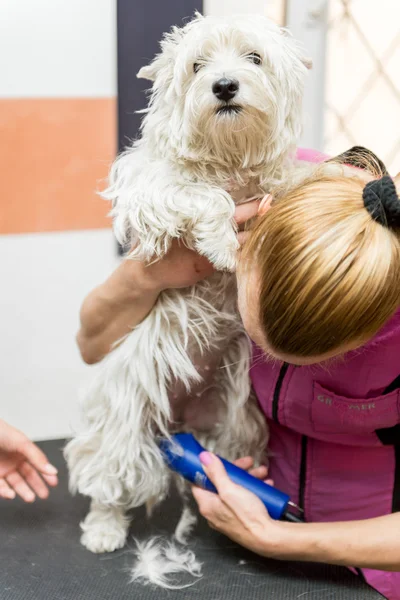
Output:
[[286, 0, 328, 150], [0, 229, 119, 440], [0, 0, 117, 98]]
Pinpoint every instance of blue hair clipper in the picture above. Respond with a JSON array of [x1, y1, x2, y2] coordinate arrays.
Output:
[[159, 433, 304, 522]]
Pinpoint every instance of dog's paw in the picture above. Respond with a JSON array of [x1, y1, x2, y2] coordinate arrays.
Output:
[[80, 506, 129, 554], [196, 237, 238, 272], [81, 526, 127, 554]]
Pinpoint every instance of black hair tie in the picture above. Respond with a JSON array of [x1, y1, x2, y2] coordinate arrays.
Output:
[[362, 175, 400, 229]]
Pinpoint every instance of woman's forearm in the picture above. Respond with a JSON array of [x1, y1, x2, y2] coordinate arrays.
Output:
[[77, 258, 161, 364], [271, 513, 400, 571]]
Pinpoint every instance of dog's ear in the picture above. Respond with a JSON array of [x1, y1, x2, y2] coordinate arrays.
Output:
[[137, 60, 161, 82], [137, 24, 184, 82], [280, 27, 312, 70], [137, 66, 153, 81]]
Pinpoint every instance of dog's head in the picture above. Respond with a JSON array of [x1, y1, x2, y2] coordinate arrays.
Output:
[[138, 13, 311, 171]]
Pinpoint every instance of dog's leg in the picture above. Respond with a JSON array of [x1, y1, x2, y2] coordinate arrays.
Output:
[[174, 506, 197, 545], [80, 501, 130, 554], [173, 475, 197, 545], [108, 161, 239, 271], [190, 203, 238, 271]]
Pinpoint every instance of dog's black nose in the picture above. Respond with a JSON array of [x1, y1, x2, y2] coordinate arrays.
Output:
[[212, 78, 239, 102]]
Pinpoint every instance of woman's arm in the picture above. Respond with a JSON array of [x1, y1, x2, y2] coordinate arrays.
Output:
[[77, 200, 261, 364], [77, 241, 215, 364], [192, 452, 400, 571], [276, 513, 400, 571], [77, 258, 161, 364]]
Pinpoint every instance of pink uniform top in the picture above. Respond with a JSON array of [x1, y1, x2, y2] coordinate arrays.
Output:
[[250, 148, 400, 600]]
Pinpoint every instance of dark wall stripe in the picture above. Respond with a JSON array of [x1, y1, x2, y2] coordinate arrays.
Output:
[[116, 0, 202, 253], [117, 0, 203, 151]]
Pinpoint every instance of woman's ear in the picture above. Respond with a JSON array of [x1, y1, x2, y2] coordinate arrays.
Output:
[[258, 194, 273, 216]]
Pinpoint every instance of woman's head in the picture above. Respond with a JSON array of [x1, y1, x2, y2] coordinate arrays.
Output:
[[238, 160, 400, 365]]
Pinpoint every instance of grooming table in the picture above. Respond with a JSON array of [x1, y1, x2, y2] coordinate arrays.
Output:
[[0, 440, 385, 599]]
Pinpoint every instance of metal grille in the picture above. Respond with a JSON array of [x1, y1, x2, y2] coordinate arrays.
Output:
[[323, 0, 400, 172]]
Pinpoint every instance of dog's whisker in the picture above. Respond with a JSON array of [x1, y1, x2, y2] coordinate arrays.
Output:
[[219, 359, 248, 370]]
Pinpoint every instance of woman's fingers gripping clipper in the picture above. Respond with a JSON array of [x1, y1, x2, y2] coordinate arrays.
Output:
[[233, 456, 254, 470], [199, 451, 236, 497], [233, 456, 269, 481]]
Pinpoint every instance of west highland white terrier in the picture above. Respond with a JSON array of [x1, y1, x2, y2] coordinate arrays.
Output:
[[65, 12, 311, 586]]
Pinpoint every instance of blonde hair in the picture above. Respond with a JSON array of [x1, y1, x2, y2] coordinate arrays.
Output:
[[241, 164, 400, 358]]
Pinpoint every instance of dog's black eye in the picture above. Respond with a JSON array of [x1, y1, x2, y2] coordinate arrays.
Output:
[[247, 52, 262, 66], [193, 62, 203, 74]]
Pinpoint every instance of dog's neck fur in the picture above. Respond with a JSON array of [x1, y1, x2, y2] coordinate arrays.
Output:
[[138, 125, 293, 199], [174, 151, 291, 191]]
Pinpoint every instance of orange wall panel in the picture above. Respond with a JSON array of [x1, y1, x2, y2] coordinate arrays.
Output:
[[0, 98, 116, 234]]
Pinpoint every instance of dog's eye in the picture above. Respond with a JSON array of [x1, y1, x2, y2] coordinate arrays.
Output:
[[193, 62, 203, 74], [247, 52, 262, 66]]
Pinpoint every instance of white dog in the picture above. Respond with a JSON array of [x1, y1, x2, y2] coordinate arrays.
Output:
[[65, 12, 310, 585]]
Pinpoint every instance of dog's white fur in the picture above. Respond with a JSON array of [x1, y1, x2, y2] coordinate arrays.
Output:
[[130, 537, 202, 589], [65, 13, 310, 585]]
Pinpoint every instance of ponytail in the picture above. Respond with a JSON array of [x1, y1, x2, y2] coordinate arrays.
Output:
[[241, 162, 400, 358]]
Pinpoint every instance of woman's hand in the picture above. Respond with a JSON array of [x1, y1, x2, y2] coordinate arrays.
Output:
[[192, 451, 280, 556], [231, 455, 273, 485], [0, 419, 58, 502], [192, 452, 400, 571]]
